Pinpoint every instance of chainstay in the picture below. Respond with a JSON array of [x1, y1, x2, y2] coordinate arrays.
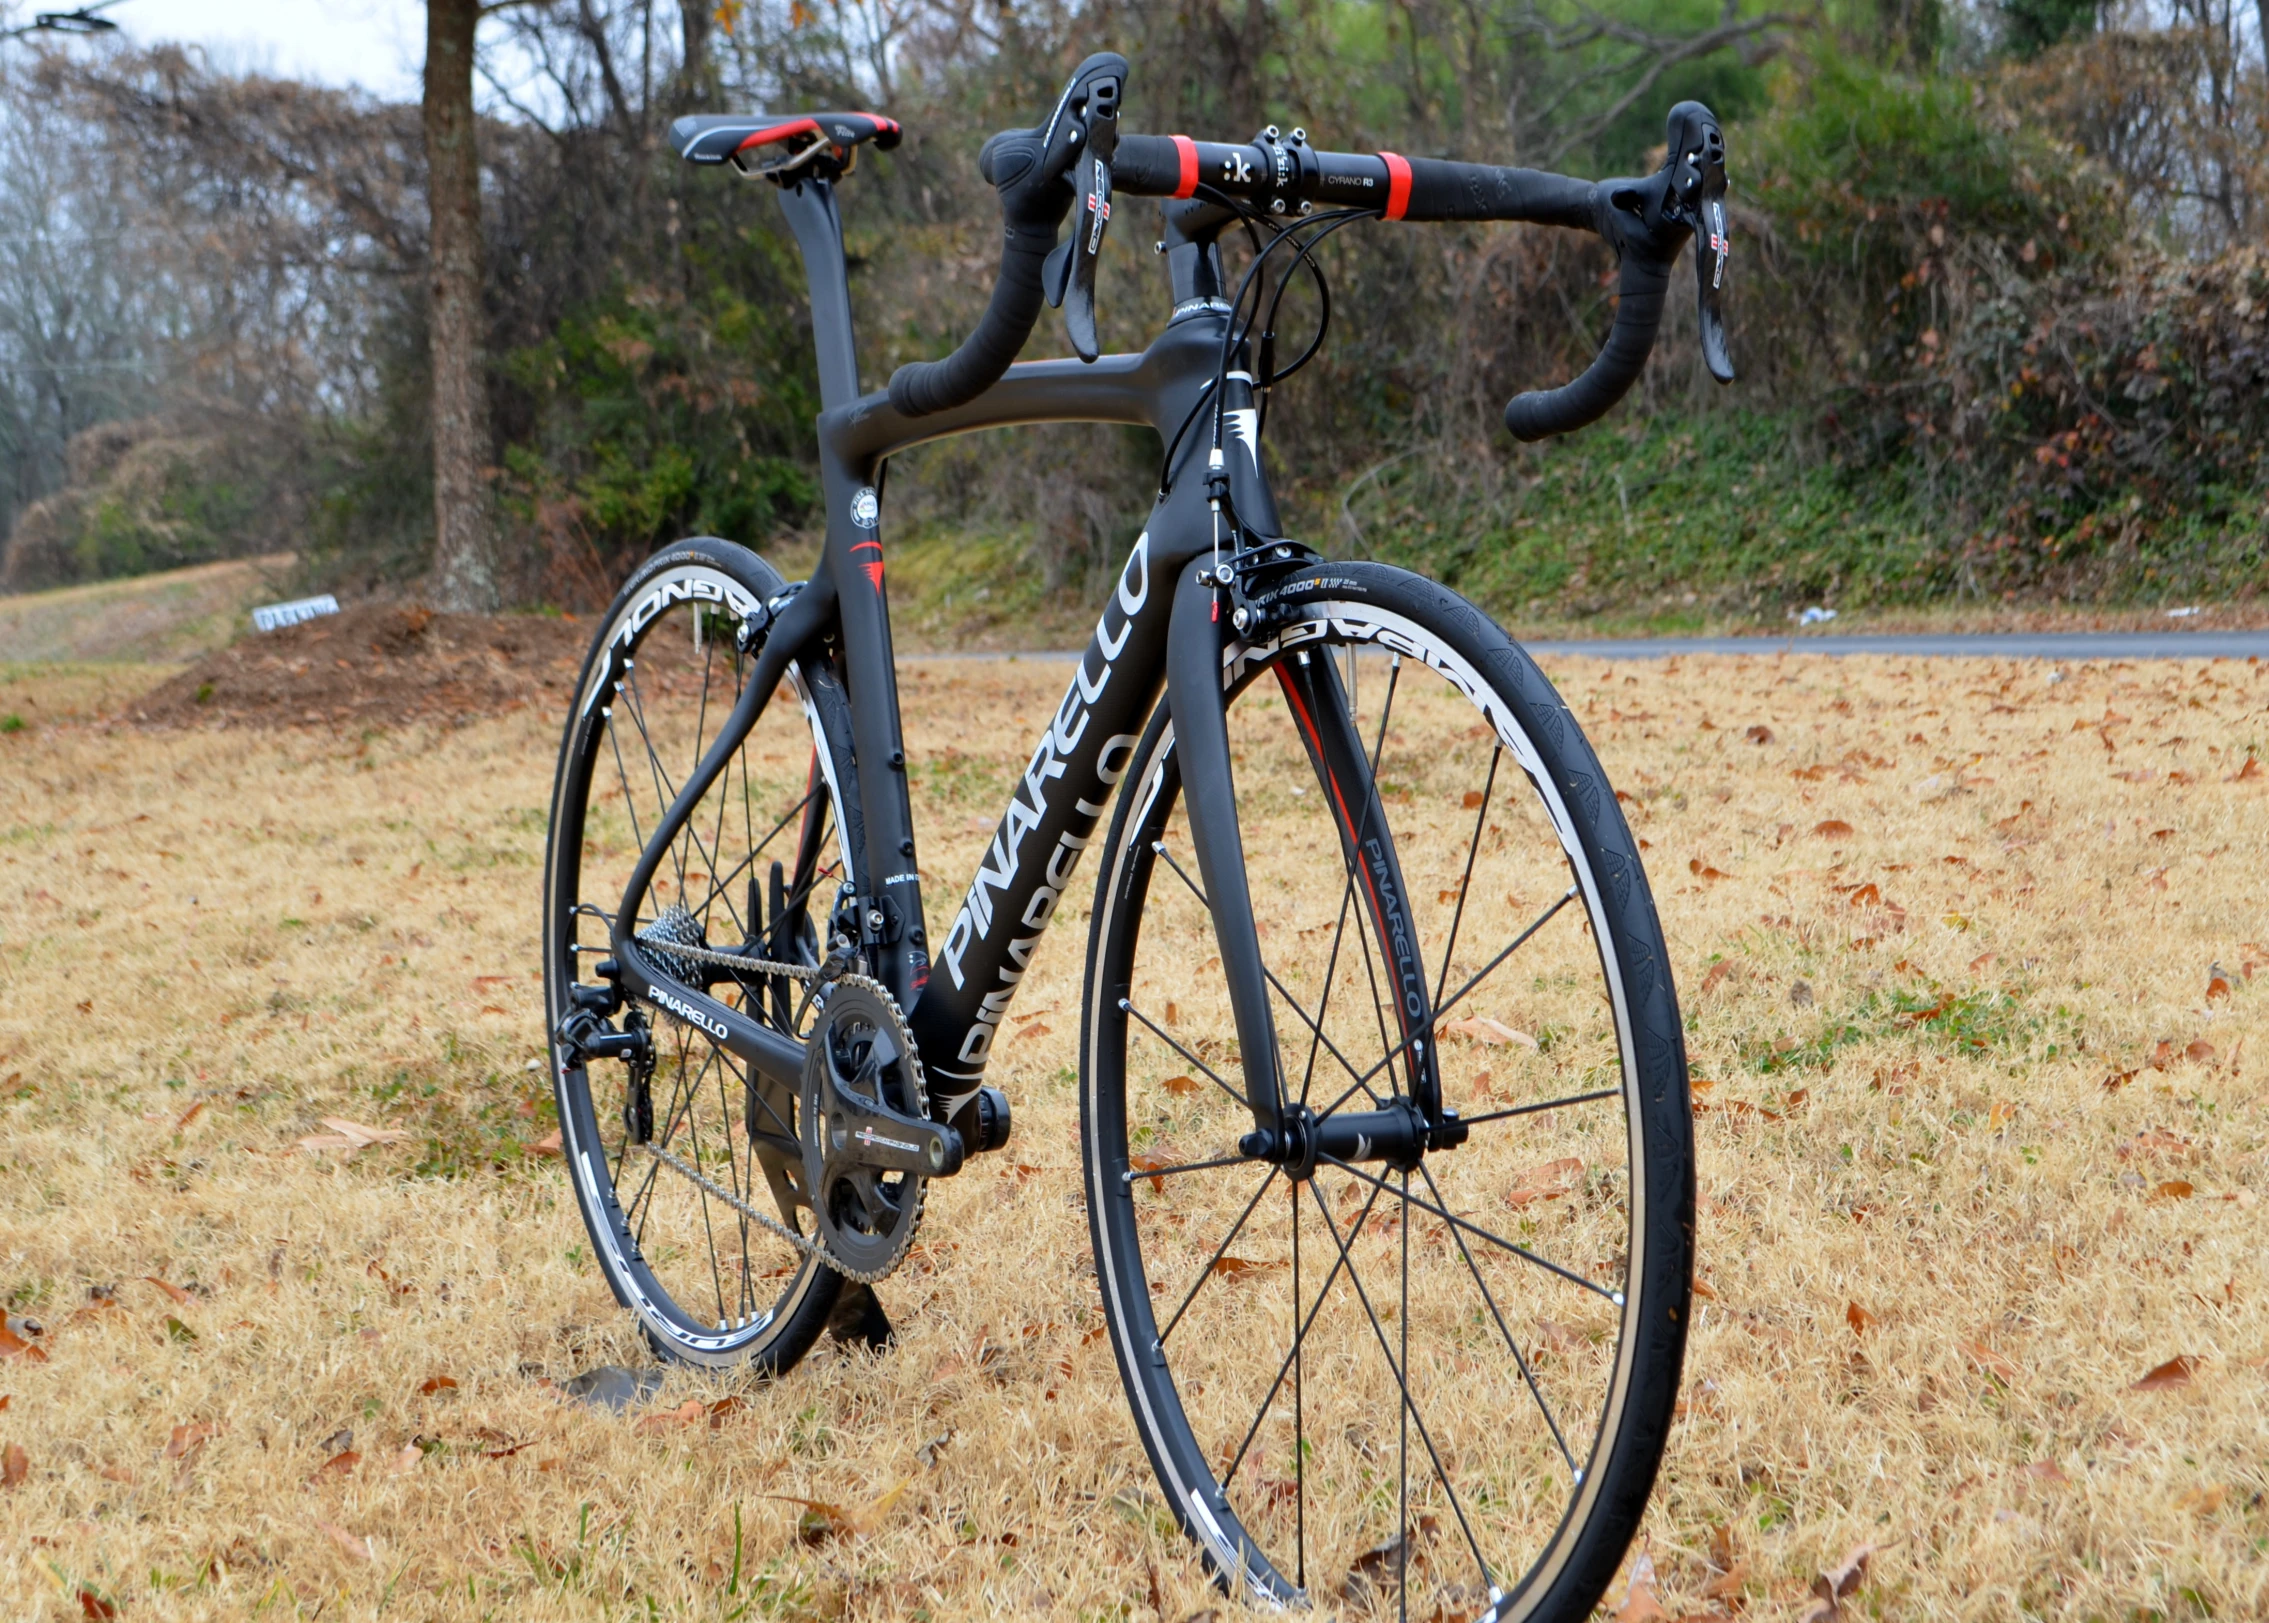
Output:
[[632, 1138, 896, 1285]]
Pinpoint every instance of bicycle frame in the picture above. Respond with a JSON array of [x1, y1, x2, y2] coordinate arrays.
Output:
[[606, 173, 1383, 1155]]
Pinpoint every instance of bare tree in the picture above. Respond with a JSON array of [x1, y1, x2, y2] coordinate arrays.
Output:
[[425, 0, 498, 611]]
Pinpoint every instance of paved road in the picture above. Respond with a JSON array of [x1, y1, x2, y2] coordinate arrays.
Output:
[[906, 630, 2269, 663], [1522, 630, 2269, 660]]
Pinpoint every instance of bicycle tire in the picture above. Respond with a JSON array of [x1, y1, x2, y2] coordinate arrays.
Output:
[[1080, 560, 1692, 1620], [543, 537, 856, 1371]]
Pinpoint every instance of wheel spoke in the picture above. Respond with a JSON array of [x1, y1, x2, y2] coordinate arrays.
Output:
[[1152, 838, 1376, 1103], [1319, 885, 1580, 1120], [1220, 1172, 1389, 1488], [1433, 744, 1501, 1008], [1321, 1154, 1622, 1304], [1121, 999, 1249, 1111], [1157, 1165, 1281, 1347], [1418, 1162, 1577, 1473], [1306, 1175, 1494, 1593], [1121, 1151, 1252, 1183], [1460, 1086, 1620, 1127]]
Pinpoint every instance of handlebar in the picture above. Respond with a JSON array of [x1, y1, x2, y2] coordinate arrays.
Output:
[[885, 56, 1734, 439]]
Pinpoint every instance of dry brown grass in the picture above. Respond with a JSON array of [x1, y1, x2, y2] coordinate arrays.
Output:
[[1, 648, 2264, 1621]]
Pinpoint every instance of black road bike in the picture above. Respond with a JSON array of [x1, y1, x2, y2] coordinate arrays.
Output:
[[544, 52, 1732, 1623]]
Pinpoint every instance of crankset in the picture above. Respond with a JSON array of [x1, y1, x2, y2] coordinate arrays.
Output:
[[800, 975, 961, 1280]]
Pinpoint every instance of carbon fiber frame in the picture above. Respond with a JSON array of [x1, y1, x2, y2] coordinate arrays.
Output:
[[606, 173, 1296, 1142]]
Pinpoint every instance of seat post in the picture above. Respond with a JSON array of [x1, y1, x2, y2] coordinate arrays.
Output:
[[774, 177, 862, 411]]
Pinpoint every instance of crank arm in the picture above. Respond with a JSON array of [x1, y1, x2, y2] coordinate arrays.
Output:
[[810, 1059, 964, 1177]]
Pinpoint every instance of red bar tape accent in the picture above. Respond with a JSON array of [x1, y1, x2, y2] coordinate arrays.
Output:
[[1379, 152, 1412, 221], [1171, 135, 1199, 199]]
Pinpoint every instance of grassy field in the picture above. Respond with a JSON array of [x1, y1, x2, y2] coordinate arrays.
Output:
[[0, 647, 2264, 1621]]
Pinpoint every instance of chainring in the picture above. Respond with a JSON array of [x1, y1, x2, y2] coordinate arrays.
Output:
[[799, 974, 928, 1282]]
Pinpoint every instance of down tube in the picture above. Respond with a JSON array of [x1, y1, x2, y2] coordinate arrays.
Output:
[[906, 531, 1175, 1125]]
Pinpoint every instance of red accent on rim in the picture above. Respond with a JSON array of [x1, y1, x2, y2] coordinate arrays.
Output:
[[734, 117, 821, 154], [1379, 152, 1413, 221], [1171, 135, 1200, 199]]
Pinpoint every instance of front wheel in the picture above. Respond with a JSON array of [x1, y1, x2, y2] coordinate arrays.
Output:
[[1081, 562, 1692, 1621]]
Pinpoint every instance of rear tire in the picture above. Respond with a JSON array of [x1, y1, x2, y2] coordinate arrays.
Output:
[[543, 538, 854, 1372], [1080, 561, 1691, 1620]]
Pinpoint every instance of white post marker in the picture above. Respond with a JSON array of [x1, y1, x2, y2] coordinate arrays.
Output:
[[250, 595, 341, 633]]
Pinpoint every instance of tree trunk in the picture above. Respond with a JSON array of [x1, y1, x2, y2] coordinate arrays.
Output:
[[677, 0, 715, 109], [423, 0, 498, 612]]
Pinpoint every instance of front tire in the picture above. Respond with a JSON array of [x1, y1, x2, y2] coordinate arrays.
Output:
[[1080, 562, 1691, 1620]]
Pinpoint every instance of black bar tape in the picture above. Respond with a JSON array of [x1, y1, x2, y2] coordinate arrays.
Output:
[[1504, 247, 1672, 442], [886, 218, 1058, 416], [1398, 159, 1596, 229]]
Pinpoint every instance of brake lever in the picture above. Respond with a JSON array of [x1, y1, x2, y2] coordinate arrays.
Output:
[[1664, 100, 1734, 385], [1041, 70, 1120, 362]]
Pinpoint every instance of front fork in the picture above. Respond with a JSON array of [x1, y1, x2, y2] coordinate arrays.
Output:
[[1161, 556, 1464, 1178]]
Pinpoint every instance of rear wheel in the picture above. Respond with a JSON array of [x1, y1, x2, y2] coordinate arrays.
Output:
[[543, 538, 855, 1370], [1081, 562, 1691, 1621]]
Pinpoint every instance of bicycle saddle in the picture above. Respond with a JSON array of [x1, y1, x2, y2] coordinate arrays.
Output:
[[671, 112, 902, 177]]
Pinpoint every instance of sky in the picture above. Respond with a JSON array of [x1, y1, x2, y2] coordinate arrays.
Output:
[[41, 1, 428, 101]]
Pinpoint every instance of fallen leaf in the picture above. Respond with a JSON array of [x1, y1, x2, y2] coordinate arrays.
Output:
[[298, 1117, 411, 1156], [766, 1473, 914, 1543], [1700, 1559, 1750, 1601], [143, 1276, 194, 1307], [1846, 1301, 1876, 1335], [2131, 1354, 2200, 1391], [2185, 1039, 2217, 1064], [1443, 1016, 1538, 1050], [635, 1398, 707, 1434], [316, 1518, 373, 1562], [163, 1315, 198, 1343], [418, 1375, 458, 1396], [1506, 1157, 1584, 1207], [1612, 1551, 1670, 1621], [308, 1449, 360, 1483], [388, 1444, 421, 1475], [1461, 790, 1486, 809], [1812, 820, 1855, 838], [1960, 1338, 2018, 1383], [1160, 1075, 1198, 1097], [1210, 1256, 1284, 1279], [529, 1129, 564, 1157], [2205, 964, 2232, 1001], [2226, 756, 2263, 782], [1341, 1514, 1440, 1598], [1744, 725, 1774, 744], [2119, 1128, 2196, 1161], [1699, 960, 1734, 995], [173, 1099, 206, 1132], [1690, 860, 1734, 880], [2176, 1483, 2228, 1515], [0, 1324, 47, 1364], [165, 1422, 220, 1459], [1798, 1541, 1883, 1622], [2025, 1460, 2070, 1487], [2151, 1180, 2195, 1202], [1013, 1021, 1049, 1040], [1129, 1154, 1170, 1193], [2, 1443, 26, 1486]]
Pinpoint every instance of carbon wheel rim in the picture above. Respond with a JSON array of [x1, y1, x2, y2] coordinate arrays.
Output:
[[544, 552, 851, 1364]]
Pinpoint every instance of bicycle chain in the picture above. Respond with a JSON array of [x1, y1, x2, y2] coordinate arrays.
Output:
[[632, 932, 824, 983]]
